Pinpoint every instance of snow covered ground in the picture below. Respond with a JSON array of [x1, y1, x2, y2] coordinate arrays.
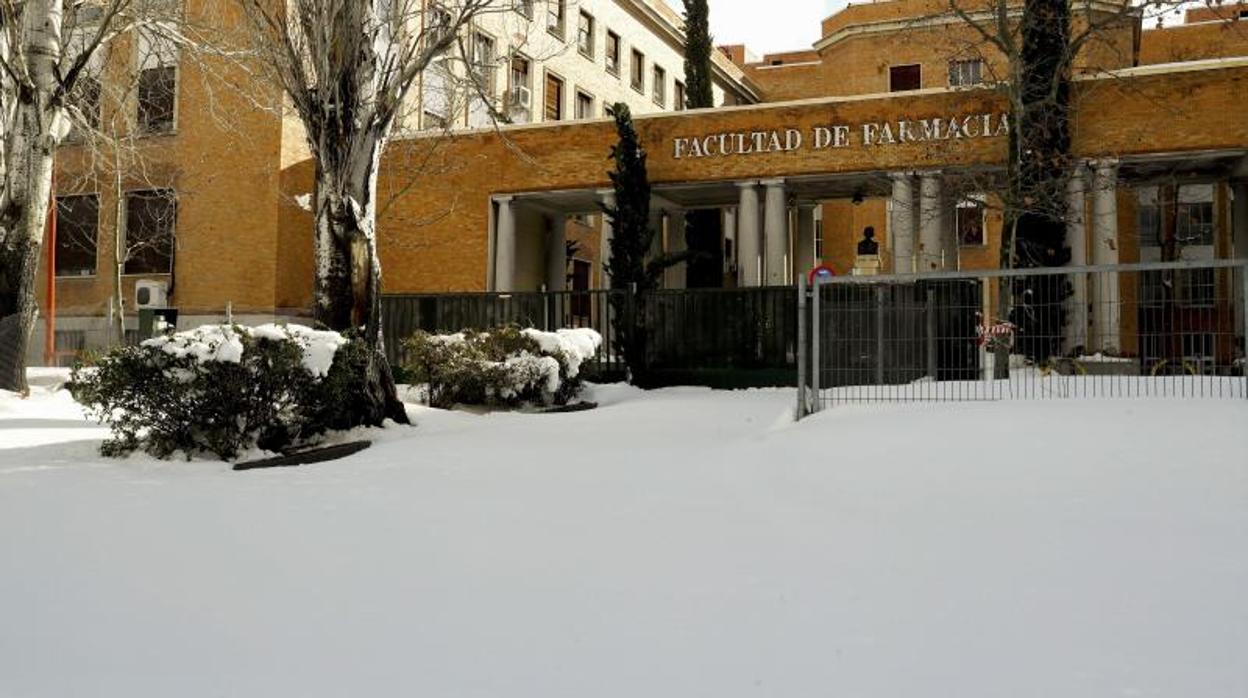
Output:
[[1, 373, 1246, 697]]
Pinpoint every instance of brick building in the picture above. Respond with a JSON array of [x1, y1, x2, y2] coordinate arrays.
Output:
[[32, 0, 1248, 363]]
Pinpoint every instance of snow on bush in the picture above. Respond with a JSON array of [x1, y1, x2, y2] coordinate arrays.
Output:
[[72, 324, 372, 461], [402, 326, 601, 409]]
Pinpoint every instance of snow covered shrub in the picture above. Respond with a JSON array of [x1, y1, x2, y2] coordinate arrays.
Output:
[[70, 324, 369, 461], [402, 326, 601, 409]]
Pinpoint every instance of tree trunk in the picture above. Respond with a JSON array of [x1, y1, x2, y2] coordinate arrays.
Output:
[[0, 113, 58, 392], [311, 141, 408, 426]]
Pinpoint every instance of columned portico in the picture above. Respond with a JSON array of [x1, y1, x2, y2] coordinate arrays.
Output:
[[889, 172, 916, 274], [1091, 159, 1121, 352], [918, 171, 946, 271], [494, 195, 517, 291], [1065, 163, 1090, 353], [737, 181, 762, 286], [762, 178, 788, 285], [545, 216, 567, 292]]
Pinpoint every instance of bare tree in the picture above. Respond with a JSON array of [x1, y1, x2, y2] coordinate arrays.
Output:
[[231, 0, 518, 424], [0, 0, 178, 391]]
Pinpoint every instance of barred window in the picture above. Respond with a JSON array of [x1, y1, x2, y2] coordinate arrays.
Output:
[[949, 59, 984, 87]]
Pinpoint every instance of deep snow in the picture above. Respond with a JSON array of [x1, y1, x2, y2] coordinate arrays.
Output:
[[1, 374, 1246, 697]]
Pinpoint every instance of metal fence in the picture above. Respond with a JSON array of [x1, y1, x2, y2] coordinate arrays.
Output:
[[382, 289, 629, 381], [798, 260, 1248, 416], [382, 286, 800, 387]]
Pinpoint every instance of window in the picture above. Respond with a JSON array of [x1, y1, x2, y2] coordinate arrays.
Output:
[[630, 49, 645, 93], [514, 0, 533, 19], [123, 189, 176, 275], [67, 75, 101, 139], [948, 59, 984, 87], [956, 197, 986, 246], [137, 66, 176, 134], [471, 33, 497, 98], [1137, 185, 1215, 248], [1176, 184, 1215, 247], [577, 11, 594, 59], [509, 55, 533, 122], [422, 110, 448, 131], [605, 31, 621, 76], [889, 64, 922, 92], [652, 65, 666, 107], [674, 81, 685, 111], [547, 0, 565, 39], [55, 194, 99, 277], [575, 90, 594, 120], [427, 4, 452, 45], [544, 72, 564, 121]]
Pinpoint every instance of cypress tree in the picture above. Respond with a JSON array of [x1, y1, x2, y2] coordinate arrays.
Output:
[[681, 0, 722, 287], [682, 0, 713, 110], [603, 103, 659, 381]]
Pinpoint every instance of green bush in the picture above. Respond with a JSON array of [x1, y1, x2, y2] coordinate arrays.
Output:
[[70, 324, 371, 461], [402, 326, 600, 409]]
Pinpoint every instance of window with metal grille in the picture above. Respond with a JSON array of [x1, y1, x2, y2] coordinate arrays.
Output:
[[124, 189, 176, 275], [948, 59, 983, 87]]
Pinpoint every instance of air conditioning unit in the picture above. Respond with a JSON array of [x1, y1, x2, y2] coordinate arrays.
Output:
[[135, 279, 169, 309], [510, 85, 532, 109]]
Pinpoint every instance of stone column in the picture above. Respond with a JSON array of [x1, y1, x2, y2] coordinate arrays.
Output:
[[794, 204, 817, 281], [890, 172, 916, 274], [598, 189, 615, 289], [1065, 164, 1089, 353], [1091, 159, 1121, 353], [495, 195, 517, 291], [918, 171, 946, 272], [665, 209, 687, 289], [737, 181, 762, 286], [545, 216, 566, 292], [1232, 180, 1248, 337], [762, 178, 788, 285]]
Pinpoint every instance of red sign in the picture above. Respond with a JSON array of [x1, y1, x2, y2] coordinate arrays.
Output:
[[808, 265, 836, 285]]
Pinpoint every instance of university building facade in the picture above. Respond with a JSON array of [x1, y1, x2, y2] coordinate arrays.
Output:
[[32, 0, 1248, 363]]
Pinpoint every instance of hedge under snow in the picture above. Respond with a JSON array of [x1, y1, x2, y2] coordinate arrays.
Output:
[[72, 323, 370, 461], [402, 327, 602, 409]]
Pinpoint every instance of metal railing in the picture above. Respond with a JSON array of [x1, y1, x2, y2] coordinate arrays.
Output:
[[798, 259, 1248, 416], [382, 286, 801, 387]]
